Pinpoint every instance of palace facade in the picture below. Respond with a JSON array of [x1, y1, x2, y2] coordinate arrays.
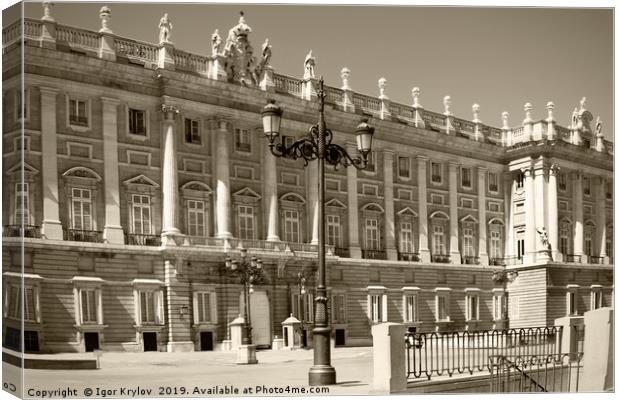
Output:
[[2, 6, 613, 353]]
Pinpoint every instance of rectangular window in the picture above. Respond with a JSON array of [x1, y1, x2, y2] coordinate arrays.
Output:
[[16, 90, 28, 120], [583, 177, 591, 196], [404, 294, 417, 323], [131, 194, 151, 234], [128, 109, 146, 135], [431, 162, 442, 184], [140, 291, 157, 324], [461, 167, 472, 188], [237, 205, 255, 240], [15, 183, 29, 225], [370, 294, 383, 323], [284, 210, 301, 243], [398, 156, 410, 179], [436, 294, 449, 321], [72, 188, 93, 231], [365, 219, 380, 250], [462, 227, 475, 257], [493, 293, 505, 320], [184, 118, 201, 144], [567, 291, 577, 316], [325, 179, 340, 192], [461, 198, 473, 208], [584, 231, 593, 256], [196, 292, 213, 323], [516, 173, 524, 189], [235, 129, 251, 152], [366, 153, 377, 173], [8, 285, 37, 322], [187, 200, 206, 237], [558, 173, 567, 191], [326, 215, 341, 247], [432, 225, 446, 255], [488, 172, 499, 192], [591, 290, 603, 310], [69, 99, 88, 126], [399, 222, 414, 253], [397, 189, 412, 201], [331, 294, 346, 324], [466, 294, 479, 321], [80, 289, 98, 324], [516, 230, 525, 260], [488, 202, 500, 212], [490, 230, 502, 259], [560, 226, 570, 255]]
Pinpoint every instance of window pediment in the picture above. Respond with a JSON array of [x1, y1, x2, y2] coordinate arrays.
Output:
[[279, 192, 305, 204], [459, 214, 478, 224], [233, 187, 262, 203], [6, 161, 39, 177], [429, 211, 449, 220], [123, 174, 160, 188], [181, 181, 213, 199], [397, 207, 418, 217], [325, 198, 347, 209], [361, 202, 384, 213]]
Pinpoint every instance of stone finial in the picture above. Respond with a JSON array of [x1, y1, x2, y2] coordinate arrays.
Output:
[[303, 50, 315, 80], [579, 96, 587, 112], [472, 103, 481, 123], [378, 77, 388, 99], [523, 102, 533, 122], [595, 116, 603, 137], [158, 13, 173, 44], [42, 1, 55, 22], [501, 111, 509, 129], [99, 6, 112, 34], [571, 107, 579, 129], [443, 96, 452, 116], [546, 101, 555, 121], [340, 67, 351, 90], [211, 29, 222, 56], [412, 87, 422, 108]]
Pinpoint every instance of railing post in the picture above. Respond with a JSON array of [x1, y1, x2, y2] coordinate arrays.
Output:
[[371, 322, 407, 394], [97, 6, 116, 61]]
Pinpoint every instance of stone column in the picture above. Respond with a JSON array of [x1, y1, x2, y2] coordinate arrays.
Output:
[[523, 167, 536, 263], [215, 120, 232, 239], [572, 172, 584, 262], [101, 97, 124, 244], [417, 156, 430, 262], [547, 164, 560, 261], [383, 151, 397, 260], [39, 86, 63, 240], [503, 173, 515, 260], [346, 144, 361, 258], [161, 105, 181, 245], [307, 160, 319, 245], [477, 167, 489, 264], [595, 177, 608, 262], [448, 162, 460, 263], [263, 137, 279, 241], [534, 163, 549, 262], [523, 103, 534, 142]]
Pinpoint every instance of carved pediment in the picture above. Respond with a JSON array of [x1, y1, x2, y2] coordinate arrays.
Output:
[[123, 174, 159, 187], [460, 214, 478, 223], [279, 192, 305, 204], [397, 206, 418, 217], [181, 181, 213, 193], [325, 198, 347, 209], [62, 166, 102, 182], [429, 211, 449, 220], [6, 161, 39, 176], [233, 187, 262, 199], [361, 202, 384, 213]]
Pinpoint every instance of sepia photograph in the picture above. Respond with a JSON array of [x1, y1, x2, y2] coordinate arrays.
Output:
[[0, 0, 614, 398]]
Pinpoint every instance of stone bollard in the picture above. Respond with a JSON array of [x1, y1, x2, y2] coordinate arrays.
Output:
[[371, 322, 407, 394], [581, 307, 613, 391]]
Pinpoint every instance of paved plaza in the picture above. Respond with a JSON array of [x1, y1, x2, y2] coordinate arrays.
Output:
[[4, 347, 374, 398]]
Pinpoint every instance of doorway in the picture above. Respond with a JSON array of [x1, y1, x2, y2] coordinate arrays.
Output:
[[335, 329, 346, 346], [143, 332, 157, 351], [200, 331, 214, 351], [84, 332, 99, 352]]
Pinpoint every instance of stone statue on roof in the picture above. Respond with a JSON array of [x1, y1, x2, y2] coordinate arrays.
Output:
[[303, 50, 315, 80], [571, 108, 579, 129], [158, 13, 173, 43], [222, 12, 258, 86], [261, 38, 272, 67], [595, 116, 603, 136], [211, 29, 222, 56], [579, 96, 587, 112]]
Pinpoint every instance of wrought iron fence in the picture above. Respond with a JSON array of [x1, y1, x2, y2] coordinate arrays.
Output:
[[125, 233, 161, 246], [564, 254, 581, 263], [3, 225, 41, 238], [63, 229, 103, 243], [334, 247, 350, 258], [398, 252, 420, 262], [405, 326, 561, 380], [488, 353, 583, 393], [462, 256, 480, 265], [431, 254, 450, 263], [362, 249, 387, 260]]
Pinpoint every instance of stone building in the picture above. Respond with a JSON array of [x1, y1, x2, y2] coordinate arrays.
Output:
[[2, 6, 613, 353]]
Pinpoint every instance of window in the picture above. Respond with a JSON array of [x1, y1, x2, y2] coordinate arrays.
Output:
[[187, 200, 206, 237], [16, 89, 28, 120], [283, 210, 301, 243], [69, 99, 88, 126], [510, 296, 520, 318], [435, 293, 450, 321], [490, 230, 502, 259], [79, 289, 98, 324], [584, 230, 593, 257], [194, 292, 216, 323], [403, 294, 417, 323], [432, 225, 446, 255], [461, 167, 472, 188], [362, 184, 379, 196], [516, 230, 525, 260], [281, 173, 299, 186], [515, 202, 524, 213], [6, 285, 38, 322], [365, 219, 380, 250], [558, 172, 567, 191], [493, 292, 506, 320], [331, 294, 346, 324], [131, 194, 151, 234], [292, 293, 314, 322], [138, 289, 163, 325], [128, 108, 146, 135], [366, 153, 377, 173], [583, 177, 591, 196], [560, 222, 571, 255], [370, 294, 384, 323], [184, 118, 201, 144], [590, 288, 603, 310], [71, 188, 93, 230], [237, 205, 255, 240], [399, 222, 414, 253], [398, 156, 410, 179], [566, 290, 578, 316], [488, 202, 500, 212], [462, 226, 475, 257], [465, 294, 479, 321], [326, 215, 341, 247], [431, 162, 442, 184], [516, 172, 524, 189], [488, 172, 498, 192], [235, 128, 251, 152], [127, 151, 150, 166], [15, 183, 29, 225]]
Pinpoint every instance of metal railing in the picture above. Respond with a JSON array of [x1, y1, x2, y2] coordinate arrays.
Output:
[[334, 247, 350, 258], [462, 255, 480, 265], [488, 353, 583, 393], [405, 326, 561, 380], [63, 229, 103, 243], [125, 233, 161, 246], [587, 256, 605, 264], [431, 254, 451, 263], [3, 225, 41, 238], [398, 252, 420, 262], [362, 249, 387, 260], [564, 254, 581, 263]]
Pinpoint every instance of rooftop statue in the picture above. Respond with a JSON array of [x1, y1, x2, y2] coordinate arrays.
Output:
[[158, 13, 173, 43], [261, 38, 272, 67], [303, 50, 316, 80], [596, 116, 603, 136], [222, 12, 258, 86], [443, 96, 452, 116], [211, 29, 222, 56]]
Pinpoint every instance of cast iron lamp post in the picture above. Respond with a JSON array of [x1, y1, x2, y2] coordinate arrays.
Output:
[[225, 248, 266, 345], [261, 77, 375, 385]]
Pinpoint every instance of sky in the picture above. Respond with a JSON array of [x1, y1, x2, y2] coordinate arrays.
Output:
[[8, 1, 614, 138]]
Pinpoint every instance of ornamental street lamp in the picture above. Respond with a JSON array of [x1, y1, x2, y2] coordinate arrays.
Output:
[[225, 248, 266, 346], [297, 267, 317, 348], [261, 77, 375, 386]]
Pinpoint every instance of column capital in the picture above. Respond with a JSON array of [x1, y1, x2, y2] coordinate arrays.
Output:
[[570, 170, 583, 180], [383, 149, 395, 159], [548, 163, 560, 175], [39, 86, 59, 96], [522, 166, 534, 177], [477, 165, 489, 173], [448, 161, 459, 170], [100, 96, 120, 106], [161, 104, 179, 120], [416, 155, 429, 163]]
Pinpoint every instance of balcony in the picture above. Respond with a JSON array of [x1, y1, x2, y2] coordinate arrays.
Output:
[[69, 115, 88, 126], [63, 229, 103, 243], [462, 255, 480, 265], [398, 252, 420, 262], [490, 257, 506, 266], [431, 254, 451, 263], [587, 256, 605, 264], [362, 249, 387, 260], [125, 233, 161, 246], [3, 225, 41, 238], [334, 247, 350, 258], [564, 254, 581, 263]]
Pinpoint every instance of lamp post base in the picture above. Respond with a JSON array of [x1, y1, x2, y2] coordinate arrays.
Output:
[[236, 344, 258, 364], [308, 365, 336, 386]]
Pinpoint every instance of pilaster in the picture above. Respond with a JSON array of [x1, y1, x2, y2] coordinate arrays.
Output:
[[158, 41, 175, 70], [523, 166, 536, 263], [214, 120, 232, 239], [595, 177, 607, 262], [263, 134, 280, 242], [101, 96, 124, 244], [346, 144, 361, 258], [383, 151, 397, 260], [503, 173, 515, 259], [477, 167, 489, 265], [39, 86, 63, 240], [572, 171, 584, 261], [547, 164, 560, 261], [533, 162, 550, 262], [448, 162, 460, 263], [416, 156, 430, 262], [160, 104, 181, 245]]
